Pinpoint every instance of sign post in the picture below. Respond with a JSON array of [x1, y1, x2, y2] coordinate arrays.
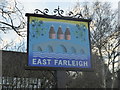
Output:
[[55, 71, 66, 88], [25, 7, 92, 88]]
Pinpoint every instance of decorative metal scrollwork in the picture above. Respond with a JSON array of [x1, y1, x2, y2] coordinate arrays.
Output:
[[34, 6, 83, 18], [34, 8, 49, 15], [53, 6, 64, 17], [68, 11, 74, 16]]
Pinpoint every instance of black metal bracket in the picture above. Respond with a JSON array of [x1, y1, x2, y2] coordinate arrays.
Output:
[[34, 6, 83, 18]]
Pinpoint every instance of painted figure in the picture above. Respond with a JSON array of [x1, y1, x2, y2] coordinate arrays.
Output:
[[57, 26, 64, 39], [49, 25, 56, 39], [65, 27, 71, 40]]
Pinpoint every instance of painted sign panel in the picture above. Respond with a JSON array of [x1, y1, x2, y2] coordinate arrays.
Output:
[[27, 14, 92, 70]]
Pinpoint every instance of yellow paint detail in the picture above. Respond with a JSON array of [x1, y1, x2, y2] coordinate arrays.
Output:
[[30, 16, 88, 28]]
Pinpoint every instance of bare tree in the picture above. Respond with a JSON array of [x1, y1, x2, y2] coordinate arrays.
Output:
[[0, 0, 26, 51], [69, 1, 120, 88], [0, 0, 26, 36]]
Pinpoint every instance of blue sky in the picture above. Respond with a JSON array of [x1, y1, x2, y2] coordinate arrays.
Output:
[[0, 0, 120, 51], [19, 0, 119, 13]]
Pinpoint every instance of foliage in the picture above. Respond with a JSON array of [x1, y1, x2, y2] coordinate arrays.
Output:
[[31, 19, 47, 38]]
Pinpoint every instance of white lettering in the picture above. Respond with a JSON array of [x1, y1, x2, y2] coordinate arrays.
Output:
[[58, 60, 63, 65], [33, 59, 37, 64], [68, 60, 71, 66], [43, 59, 47, 65], [37, 59, 42, 64], [54, 60, 58, 65], [79, 61, 83, 66], [47, 59, 51, 65], [72, 60, 76, 66], [84, 61, 88, 66], [32, 58, 89, 67], [76, 61, 79, 66], [63, 60, 67, 65]]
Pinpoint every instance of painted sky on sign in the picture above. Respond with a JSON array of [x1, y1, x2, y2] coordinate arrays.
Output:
[[29, 17, 90, 53]]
